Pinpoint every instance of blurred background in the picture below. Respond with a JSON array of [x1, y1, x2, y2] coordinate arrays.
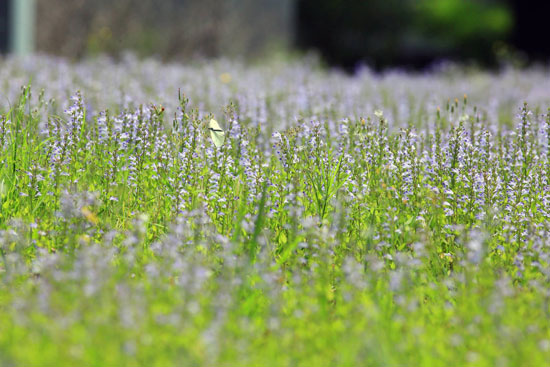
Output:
[[0, 0, 548, 71]]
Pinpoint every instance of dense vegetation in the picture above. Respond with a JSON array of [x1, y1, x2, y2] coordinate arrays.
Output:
[[0, 56, 549, 366], [297, 0, 514, 69]]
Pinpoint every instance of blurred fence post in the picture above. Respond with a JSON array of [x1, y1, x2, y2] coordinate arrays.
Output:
[[0, 1, 7, 52], [10, 0, 36, 55]]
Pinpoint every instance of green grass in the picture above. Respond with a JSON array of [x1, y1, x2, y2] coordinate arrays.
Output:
[[0, 58, 549, 366]]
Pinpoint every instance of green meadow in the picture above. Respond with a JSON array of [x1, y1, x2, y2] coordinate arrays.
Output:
[[0, 56, 549, 366]]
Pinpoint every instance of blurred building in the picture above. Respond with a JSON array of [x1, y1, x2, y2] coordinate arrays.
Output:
[[33, 0, 294, 60]]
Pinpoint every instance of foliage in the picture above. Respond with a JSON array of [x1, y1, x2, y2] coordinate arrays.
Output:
[[298, 0, 513, 69]]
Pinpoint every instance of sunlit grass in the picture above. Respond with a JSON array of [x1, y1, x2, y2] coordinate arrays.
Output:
[[0, 56, 549, 366]]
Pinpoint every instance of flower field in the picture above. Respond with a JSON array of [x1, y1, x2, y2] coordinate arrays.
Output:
[[0, 55, 549, 366]]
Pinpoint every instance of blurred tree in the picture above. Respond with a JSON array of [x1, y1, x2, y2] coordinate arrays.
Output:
[[414, 0, 512, 63], [297, 0, 513, 70], [297, 0, 414, 69], [28, 0, 550, 69]]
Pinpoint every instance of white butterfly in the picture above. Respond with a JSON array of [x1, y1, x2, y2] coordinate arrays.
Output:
[[209, 119, 225, 148]]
